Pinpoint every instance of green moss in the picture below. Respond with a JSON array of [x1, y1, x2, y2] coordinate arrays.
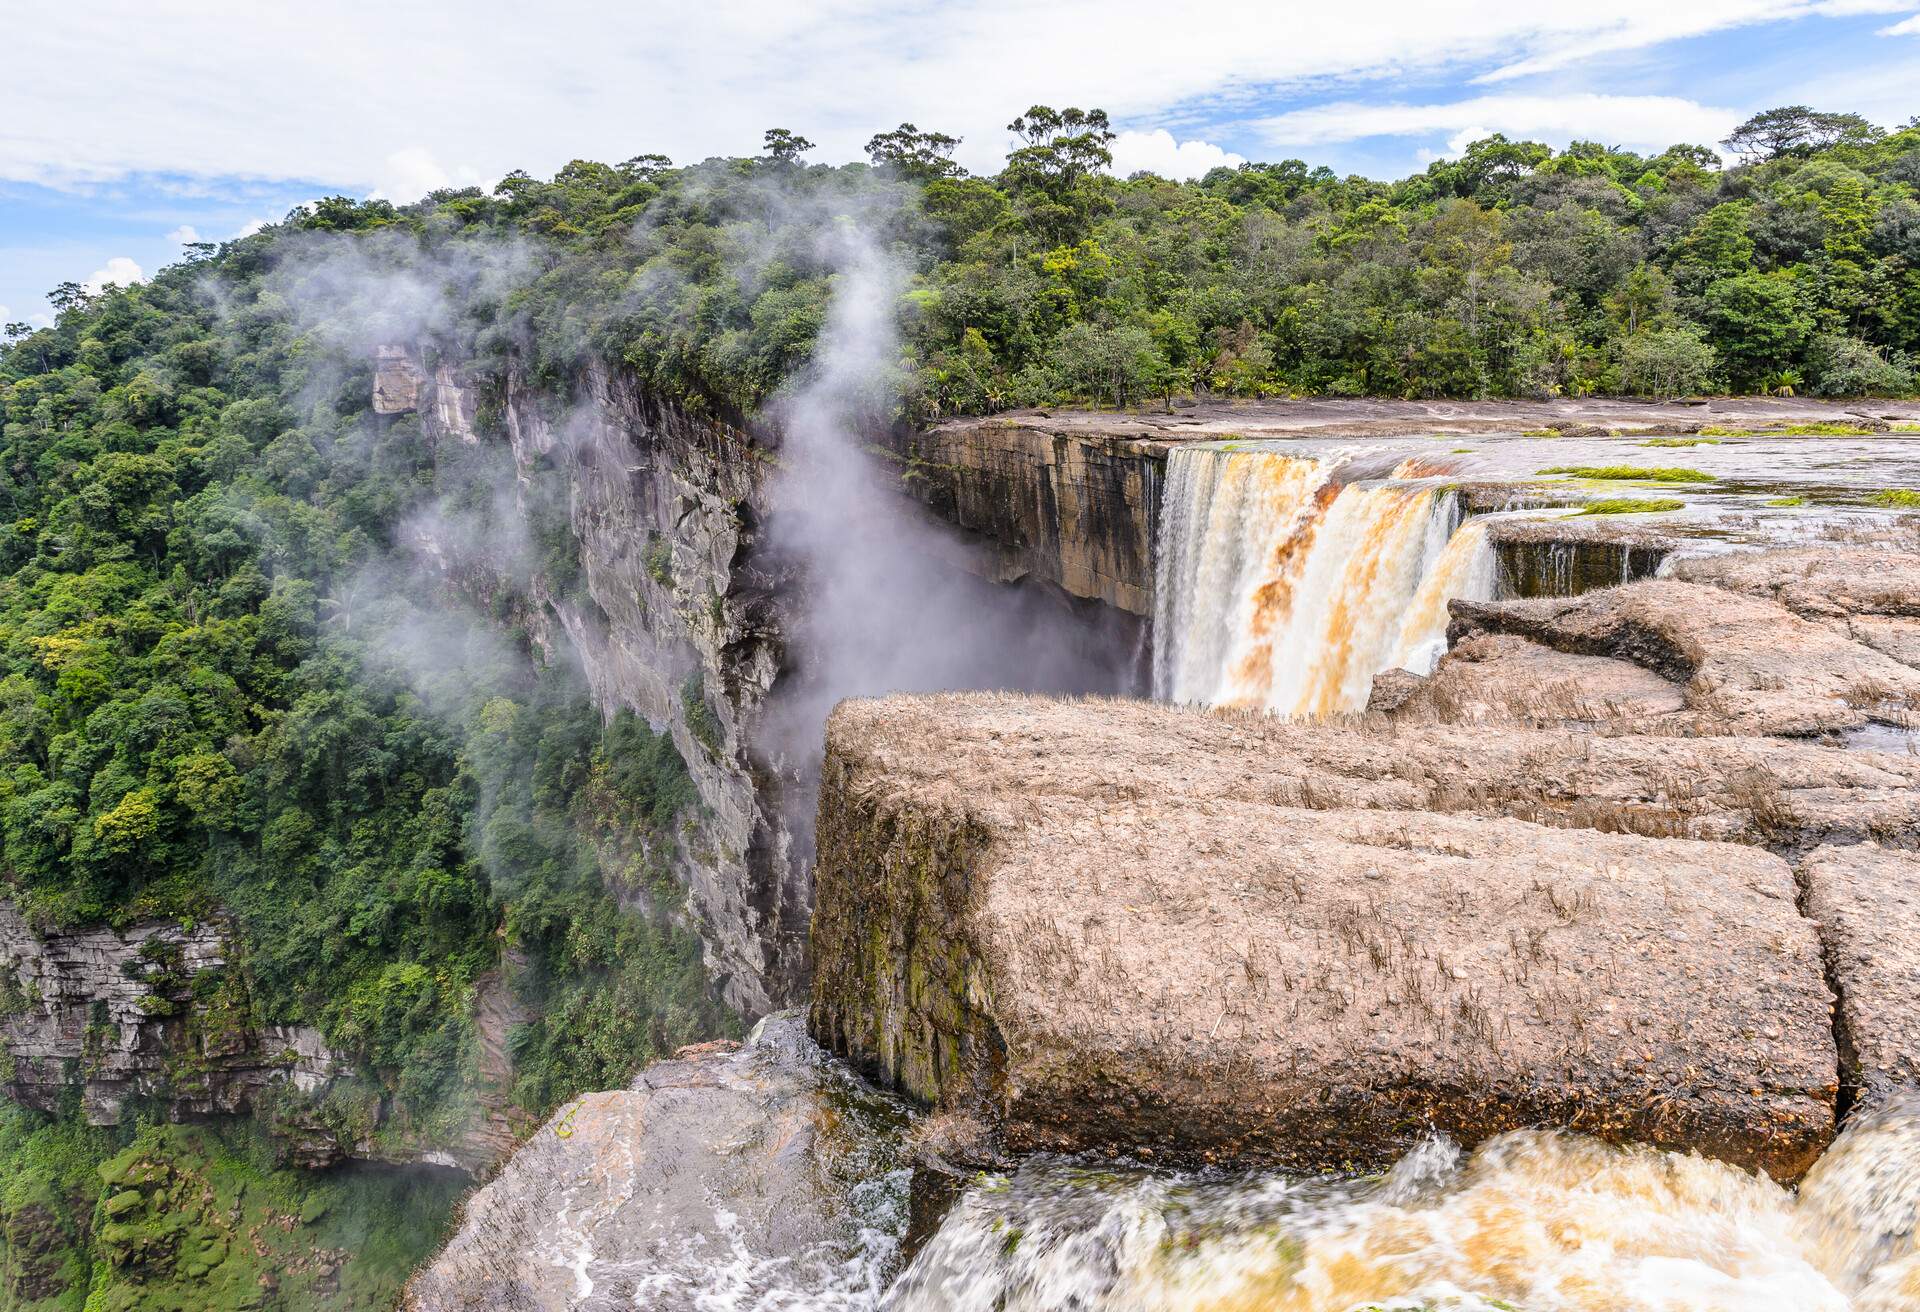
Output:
[[1766, 495, 1808, 507], [1576, 498, 1685, 515], [1868, 489, 1920, 508], [73, 1122, 464, 1312], [1520, 428, 1558, 437], [1779, 422, 1877, 436], [1640, 437, 1721, 447], [680, 671, 725, 756], [1541, 465, 1714, 483]]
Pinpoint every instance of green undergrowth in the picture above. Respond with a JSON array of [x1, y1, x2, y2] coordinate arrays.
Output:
[[1702, 421, 1881, 437], [0, 1105, 463, 1311], [1640, 436, 1721, 447], [1576, 497, 1686, 515], [1766, 495, 1809, 507], [1541, 465, 1715, 483], [1868, 488, 1920, 508]]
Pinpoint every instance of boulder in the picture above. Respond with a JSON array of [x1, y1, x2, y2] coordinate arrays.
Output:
[[404, 1015, 912, 1312], [1378, 631, 1686, 728], [1803, 843, 1920, 1114], [810, 693, 1839, 1180], [1449, 579, 1920, 737]]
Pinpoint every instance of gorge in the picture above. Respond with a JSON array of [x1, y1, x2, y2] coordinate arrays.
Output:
[[5, 120, 1920, 1310]]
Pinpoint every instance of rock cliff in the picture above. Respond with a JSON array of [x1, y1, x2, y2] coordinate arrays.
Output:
[[0, 902, 513, 1170], [390, 348, 802, 1015], [808, 548, 1920, 1181]]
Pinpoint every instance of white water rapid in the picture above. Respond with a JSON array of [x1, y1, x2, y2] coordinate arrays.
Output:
[[890, 1097, 1920, 1312], [1152, 446, 1496, 716]]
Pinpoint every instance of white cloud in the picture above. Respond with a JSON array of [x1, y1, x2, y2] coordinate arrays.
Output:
[[1879, 12, 1920, 32], [232, 218, 269, 239], [81, 257, 145, 295], [1256, 93, 1743, 154], [165, 224, 200, 244], [0, 1, 1903, 195], [368, 147, 490, 203], [1108, 130, 1245, 178]]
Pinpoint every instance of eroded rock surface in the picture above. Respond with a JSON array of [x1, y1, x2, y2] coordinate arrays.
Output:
[[1803, 843, 1920, 1115], [0, 901, 333, 1127], [1450, 579, 1920, 737], [405, 1015, 911, 1312], [811, 693, 1841, 1180]]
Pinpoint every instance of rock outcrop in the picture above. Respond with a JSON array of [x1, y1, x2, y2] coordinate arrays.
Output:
[[1671, 546, 1920, 672], [0, 901, 334, 1128], [811, 693, 1848, 1180], [1803, 843, 1920, 1115], [883, 421, 1161, 615], [0, 902, 517, 1172], [404, 1015, 912, 1312], [1449, 579, 1920, 737]]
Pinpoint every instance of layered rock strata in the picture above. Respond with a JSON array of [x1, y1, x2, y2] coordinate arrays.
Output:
[[810, 692, 1862, 1180]]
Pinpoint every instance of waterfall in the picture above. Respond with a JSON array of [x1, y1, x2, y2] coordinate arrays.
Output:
[[1152, 445, 1495, 717], [890, 1102, 1920, 1311]]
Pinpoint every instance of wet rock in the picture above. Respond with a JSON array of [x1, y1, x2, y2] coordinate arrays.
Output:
[[1450, 580, 1920, 737], [404, 1015, 911, 1312], [811, 693, 1840, 1180], [882, 421, 1160, 615], [1803, 844, 1920, 1114]]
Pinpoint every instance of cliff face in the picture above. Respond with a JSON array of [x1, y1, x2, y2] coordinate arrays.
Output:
[[388, 348, 804, 1015], [883, 419, 1162, 616], [0, 901, 328, 1128]]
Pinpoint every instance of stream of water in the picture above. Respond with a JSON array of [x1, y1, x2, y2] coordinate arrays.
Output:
[[885, 1100, 1920, 1312]]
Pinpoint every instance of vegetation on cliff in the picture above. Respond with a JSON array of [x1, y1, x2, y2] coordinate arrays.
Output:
[[0, 204, 729, 1299], [63, 101, 1905, 425], [0, 1105, 463, 1311]]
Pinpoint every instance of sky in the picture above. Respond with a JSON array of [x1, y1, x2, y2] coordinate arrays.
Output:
[[3, 0, 1918, 325]]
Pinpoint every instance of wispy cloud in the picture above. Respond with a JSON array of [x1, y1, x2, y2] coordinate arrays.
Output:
[[1880, 12, 1920, 33], [0, 1, 1904, 198], [1256, 93, 1743, 153]]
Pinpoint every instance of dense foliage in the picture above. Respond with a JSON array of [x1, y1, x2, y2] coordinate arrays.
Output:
[[127, 101, 1915, 429], [0, 222, 728, 1145]]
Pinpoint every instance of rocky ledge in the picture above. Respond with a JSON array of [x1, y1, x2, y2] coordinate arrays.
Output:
[[404, 1015, 910, 1311], [809, 544, 1920, 1181]]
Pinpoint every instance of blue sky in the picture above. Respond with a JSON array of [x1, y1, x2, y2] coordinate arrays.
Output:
[[3, 0, 1917, 327]]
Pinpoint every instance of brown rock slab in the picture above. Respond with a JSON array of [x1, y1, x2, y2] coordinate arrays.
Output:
[[1803, 843, 1920, 1114], [1382, 632, 1686, 728], [811, 693, 1840, 1181], [1450, 579, 1920, 737]]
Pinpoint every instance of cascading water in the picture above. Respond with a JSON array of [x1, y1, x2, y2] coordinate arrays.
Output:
[[889, 1098, 1920, 1312], [1152, 446, 1495, 717]]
